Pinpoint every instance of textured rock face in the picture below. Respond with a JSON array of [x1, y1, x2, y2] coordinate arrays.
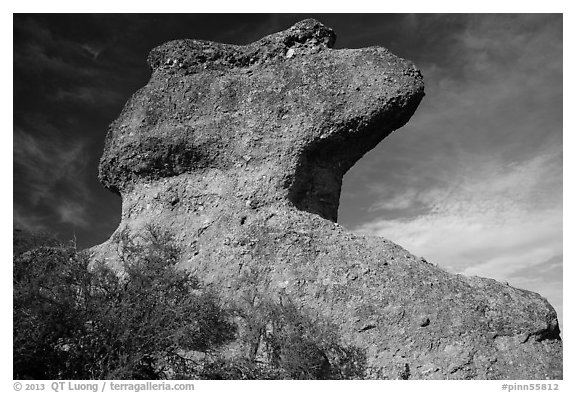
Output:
[[92, 19, 562, 379]]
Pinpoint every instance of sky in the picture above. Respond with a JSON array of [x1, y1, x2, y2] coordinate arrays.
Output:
[[12, 14, 563, 328]]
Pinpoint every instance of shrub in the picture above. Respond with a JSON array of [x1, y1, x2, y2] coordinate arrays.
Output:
[[230, 266, 366, 379], [13, 227, 366, 380], [13, 245, 91, 379], [235, 299, 366, 379], [13, 226, 235, 379], [13, 227, 62, 256]]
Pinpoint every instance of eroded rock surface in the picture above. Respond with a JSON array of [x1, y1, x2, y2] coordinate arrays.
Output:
[[91, 19, 562, 379]]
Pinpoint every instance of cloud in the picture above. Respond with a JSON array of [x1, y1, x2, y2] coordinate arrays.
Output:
[[53, 85, 123, 106], [13, 207, 49, 233], [13, 122, 92, 229], [354, 150, 562, 270], [14, 126, 88, 201], [368, 187, 420, 212], [55, 200, 90, 228], [80, 43, 105, 60], [14, 18, 99, 78], [352, 150, 562, 327], [13, 16, 126, 109]]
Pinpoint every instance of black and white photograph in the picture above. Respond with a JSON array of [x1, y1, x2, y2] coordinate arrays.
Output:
[[11, 10, 565, 387]]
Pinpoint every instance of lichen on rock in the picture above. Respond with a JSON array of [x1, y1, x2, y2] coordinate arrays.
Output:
[[92, 19, 562, 379]]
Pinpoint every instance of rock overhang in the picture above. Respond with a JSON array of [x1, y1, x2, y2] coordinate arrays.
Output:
[[98, 19, 424, 222]]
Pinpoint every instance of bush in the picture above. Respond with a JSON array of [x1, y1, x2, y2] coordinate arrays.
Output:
[[13, 227, 62, 256], [228, 266, 366, 379], [234, 299, 366, 379], [13, 226, 235, 379], [13, 227, 366, 380], [14, 245, 91, 379]]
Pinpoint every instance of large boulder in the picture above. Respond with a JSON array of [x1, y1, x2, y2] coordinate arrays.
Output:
[[91, 19, 562, 379]]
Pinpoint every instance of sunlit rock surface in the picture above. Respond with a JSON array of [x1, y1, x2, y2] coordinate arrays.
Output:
[[91, 19, 562, 379]]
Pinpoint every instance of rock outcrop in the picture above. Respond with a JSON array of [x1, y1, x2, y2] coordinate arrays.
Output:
[[91, 19, 562, 379]]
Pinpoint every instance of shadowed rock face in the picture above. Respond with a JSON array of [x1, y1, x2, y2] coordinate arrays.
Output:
[[92, 19, 562, 379]]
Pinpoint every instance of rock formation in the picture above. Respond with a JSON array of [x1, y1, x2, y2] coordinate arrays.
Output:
[[91, 19, 562, 379]]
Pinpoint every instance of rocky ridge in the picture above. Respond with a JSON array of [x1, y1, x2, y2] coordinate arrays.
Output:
[[91, 19, 562, 379]]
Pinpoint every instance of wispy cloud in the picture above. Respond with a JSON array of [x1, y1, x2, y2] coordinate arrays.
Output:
[[14, 127, 87, 201], [14, 18, 98, 78], [55, 200, 90, 228], [13, 207, 50, 233], [14, 16, 125, 109], [13, 121, 92, 229], [53, 85, 122, 106], [354, 150, 562, 269], [80, 43, 105, 60]]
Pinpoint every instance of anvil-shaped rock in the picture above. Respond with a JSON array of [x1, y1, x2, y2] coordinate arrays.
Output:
[[99, 19, 424, 222], [92, 19, 562, 379]]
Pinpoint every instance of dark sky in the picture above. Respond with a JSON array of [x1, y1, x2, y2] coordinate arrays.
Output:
[[13, 14, 563, 326], [13, 13, 436, 247]]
